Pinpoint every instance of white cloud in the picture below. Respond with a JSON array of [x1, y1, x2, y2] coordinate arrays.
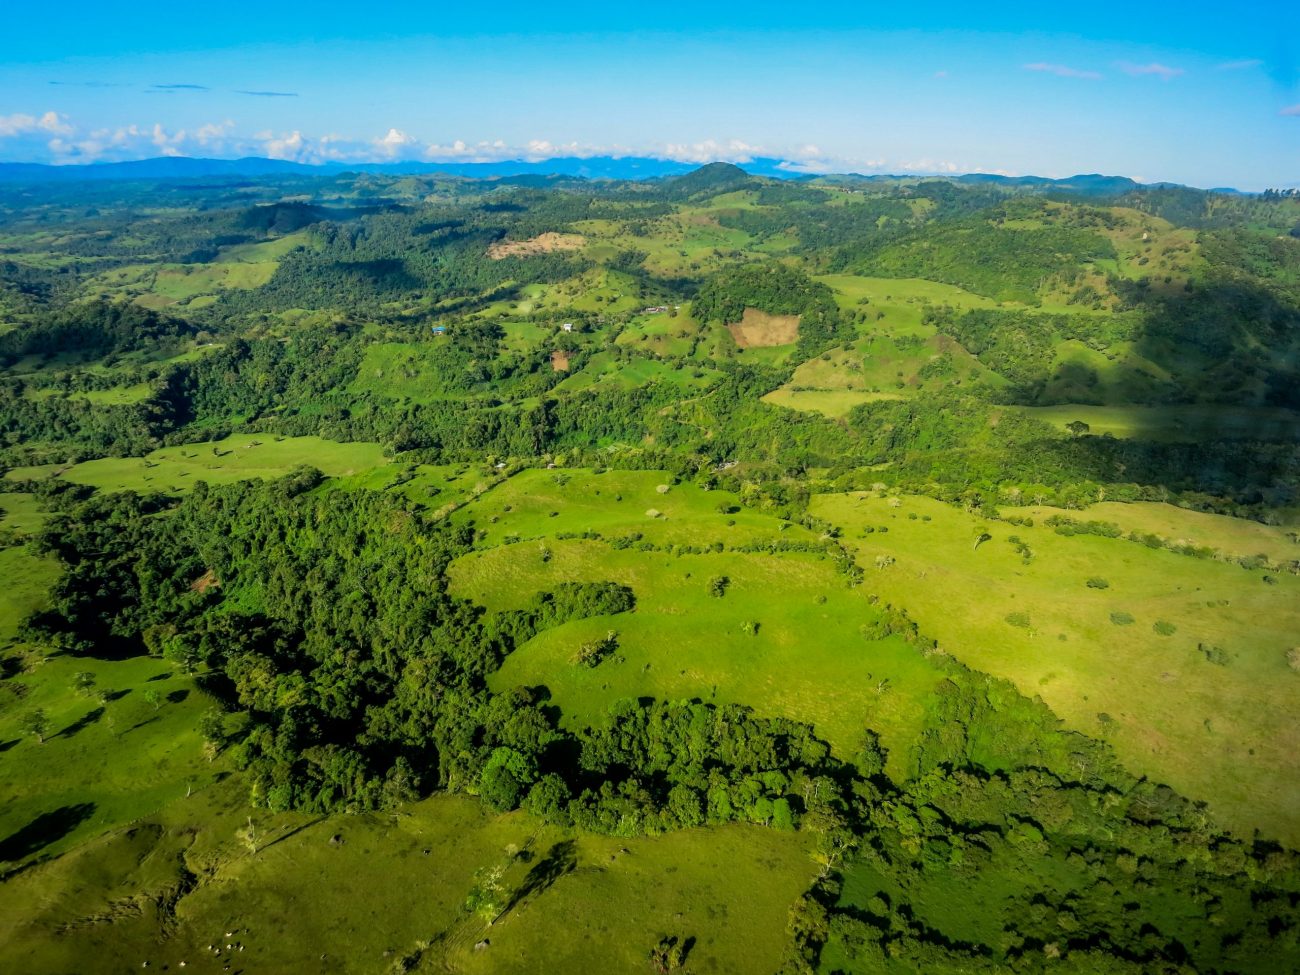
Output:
[[1117, 62, 1184, 80], [1024, 62, 1102, 80], [194, 120, 235, 145], [1217, 59, 1263, 71], [373, 127, 419, 158], [0, 112, 991, 178], [0, 110, 72, 137], [1281, 104, 1300, 117], [263, 130, 307, 161], [900, 158, 961, 174], [661, 139, 764, 164]]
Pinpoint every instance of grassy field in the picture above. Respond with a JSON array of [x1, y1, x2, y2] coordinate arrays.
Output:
[[0, 781, 813, 975], [816, 273, 1005, 327], [446, 469, 947, 770], [552, 351, 719, 394], [761, 387, 899, 417], [1033, 500, 1300, 559], [0, 652, 214, 870], [6, 434, 392, 495], [812, 492, 1300, 844], [84, 232, 311, 309], [0, 546, 59, 644]]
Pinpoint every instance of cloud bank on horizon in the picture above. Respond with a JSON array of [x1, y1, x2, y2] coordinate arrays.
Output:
[[0, 1, 1296, 188]]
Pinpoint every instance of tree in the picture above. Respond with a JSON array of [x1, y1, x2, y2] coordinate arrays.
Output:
[[479, 747, 537, 812], [163, 636, 201, 675], [708, 575, 730, 598], [238, 815, 260, 855], [1066, 420, 1091, 437], [198, 708, 225, 759], [20, 708, 50, 744], [464, 864, 506, 923], [71, 671, 96, 698], [649, 935, 692, 973]]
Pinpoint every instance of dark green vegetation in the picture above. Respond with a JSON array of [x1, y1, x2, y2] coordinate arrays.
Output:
[[1, 164, 1299, 972]]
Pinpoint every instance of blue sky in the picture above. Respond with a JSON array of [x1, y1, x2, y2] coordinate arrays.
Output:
[[1, 1, 1296, 188]]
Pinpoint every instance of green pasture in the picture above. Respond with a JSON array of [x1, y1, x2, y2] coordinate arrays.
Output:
[[458, 539, 936, 769], [352, 342, 467, 404], [25, 381, 153, 406], [553, 351, 718, 394], [450, 468, 816, 551], [1046, 500, 1300, 558], [614, 307, 699, 358], [0, 783, 813, 975], [499, 320, 551, 354], [0, 652, 214, 871], [6, 434, 391, 495], [761, 388, 899, 418], [813, 492, 1300, 845], [0, 546, 59, 643], [816, 273, 1005, 326], [446, 469, 946, 768], [0, 491, 49, 537]]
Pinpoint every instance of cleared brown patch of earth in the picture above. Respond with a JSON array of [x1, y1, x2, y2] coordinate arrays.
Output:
[[487, 232, 585, 260], [550, 350, 571, 372], [190, 569, 220, 593], [726, 308, 800, 348]]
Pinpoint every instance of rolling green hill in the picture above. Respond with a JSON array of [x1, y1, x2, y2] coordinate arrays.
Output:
[[2, 165, 1299, 974]]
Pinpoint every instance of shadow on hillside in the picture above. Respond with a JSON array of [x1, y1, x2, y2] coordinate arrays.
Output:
[[506, 839, 577, 911], [0, 802, 96, 863], [999, 277, 1300, 505], [57, 706, 104, 739]]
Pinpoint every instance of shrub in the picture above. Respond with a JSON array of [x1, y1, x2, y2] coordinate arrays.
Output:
[[1153, 620, 1177, 636], [708, 575, 730, 598], [1086, 577, 1110, 590], [1005, 612, 1031, 629], [574, 630, 619, 668], [1110, 611, 1135, 626], [1199, 643, 1230, 666]]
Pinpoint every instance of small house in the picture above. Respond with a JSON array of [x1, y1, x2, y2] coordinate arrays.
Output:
[[431, 324, 447, 336], [561, 322, 574, 333]]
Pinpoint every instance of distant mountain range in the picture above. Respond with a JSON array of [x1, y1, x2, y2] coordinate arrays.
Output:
[[0, 154, 1246, 195]]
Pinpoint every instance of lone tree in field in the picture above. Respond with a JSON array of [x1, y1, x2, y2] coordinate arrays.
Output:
[[71, 671, 96, 698], [1066, 420, 1091, 437], [708, 575, 730, 597], [198, 708, 225, 759], [20, 708, 50, 744], [649, 935, 692, 973]]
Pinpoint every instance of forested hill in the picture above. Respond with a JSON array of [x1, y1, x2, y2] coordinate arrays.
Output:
[[1, 164, 1299, 974]]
